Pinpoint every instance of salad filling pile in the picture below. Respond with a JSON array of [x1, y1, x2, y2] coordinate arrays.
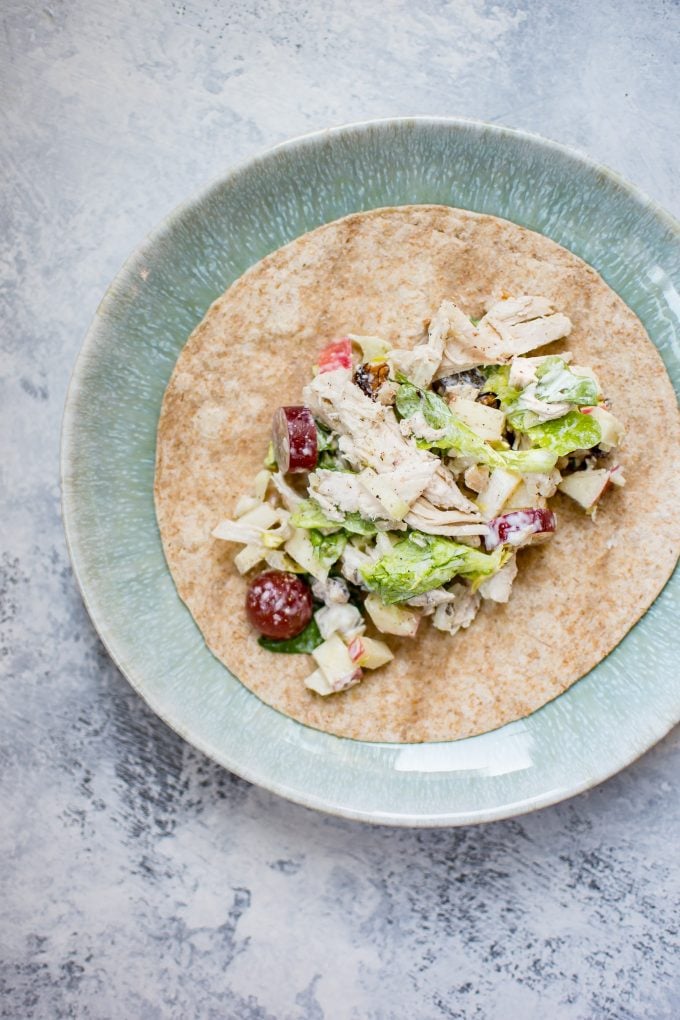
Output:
[[213, 295, 625, 696]]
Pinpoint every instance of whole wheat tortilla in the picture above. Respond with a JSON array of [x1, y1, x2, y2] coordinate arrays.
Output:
[[155, 205, 680, 743]]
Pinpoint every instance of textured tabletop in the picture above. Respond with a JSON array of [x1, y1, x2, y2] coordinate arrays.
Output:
[[2, 2, 679, 1018]]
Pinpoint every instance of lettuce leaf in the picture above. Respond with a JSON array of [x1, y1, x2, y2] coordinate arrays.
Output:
[[258, 616, 323, 654], [290, 499, 377, 536], [309, 529, 347, 570], [525, 410, 602, 455], [533, 357, 599, 406], [482, 365, 522, 408], [360, 532, 503, 604], [396, 382, 557, 473]]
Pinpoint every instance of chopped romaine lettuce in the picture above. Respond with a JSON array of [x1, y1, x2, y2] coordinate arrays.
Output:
[[360, 532, 503, 604], [258, 616, 323, 653], [526, 410, 602, 455], [290, 499, 342, 530], [397, 382, 557, 473], [533, 357, 599, 406], [316, 423, 335, 452], [290, 499, 377, 536], [309, 529, 347, 570]]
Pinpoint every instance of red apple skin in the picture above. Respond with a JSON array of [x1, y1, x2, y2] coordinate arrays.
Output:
[[317, 338, 352, 373], [485, 508, 556, 551]]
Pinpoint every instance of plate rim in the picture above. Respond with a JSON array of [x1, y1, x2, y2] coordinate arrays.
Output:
[[61, 115, 680, 826]]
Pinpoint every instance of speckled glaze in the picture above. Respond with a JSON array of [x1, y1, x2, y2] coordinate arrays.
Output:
[[62, 118, 680, 826]]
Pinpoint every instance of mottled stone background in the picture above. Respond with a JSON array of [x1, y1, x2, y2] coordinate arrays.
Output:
[[1, 1, 679, 1017]]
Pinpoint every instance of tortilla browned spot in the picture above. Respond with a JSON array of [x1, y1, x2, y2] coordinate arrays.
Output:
[[154, 206, 680, 743]]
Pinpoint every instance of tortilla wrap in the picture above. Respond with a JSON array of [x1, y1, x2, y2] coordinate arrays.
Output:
[[154, 205, 680, 743]]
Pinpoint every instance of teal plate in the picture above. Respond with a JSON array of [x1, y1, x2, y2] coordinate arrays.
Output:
[[61, 118, 680, 826]]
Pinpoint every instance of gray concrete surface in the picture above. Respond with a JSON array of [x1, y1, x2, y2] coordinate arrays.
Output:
[[1, 1, 679, 1017]]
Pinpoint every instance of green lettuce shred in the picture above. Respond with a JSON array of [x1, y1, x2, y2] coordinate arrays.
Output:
[[360, 532, 503, 604], [525, 410, 602, 456], [396, 382, 557, 473], [290, 499, 377, 536]]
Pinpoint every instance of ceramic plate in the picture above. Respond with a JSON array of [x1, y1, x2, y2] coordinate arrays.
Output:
[[61, 118, 680, 826]]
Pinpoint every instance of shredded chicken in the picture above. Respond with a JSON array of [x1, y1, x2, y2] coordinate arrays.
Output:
[[423, 463, 480, 514], [477, 296, 572, 359], [304, 369, 439, 519], [478, 555, 518, 603], [405, 497, 487, 538], [432, 583, 481, 635], [430, 295, 572, 373], [430, 301, 491, 374], [405, 588, 459, 615], [311, 576, 350, 605], [270, 471, 303, 511]]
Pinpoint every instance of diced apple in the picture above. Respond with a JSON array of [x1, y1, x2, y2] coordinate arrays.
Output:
[[234, 495, 261, 518], [485, 508, 556, 550], [364, 593, 420, 637], [284, 529, 327, 580], [317, 338, 352, 374], [558, 469, 611, 510], [580, 406, 624, 448], [233, 503, 279, 530], [347, 635, 394, 669], [234, 544, 265, 574], [263, 549, 304, 573], [348, 334, 392, 362], [464, 463, 490, 493], [476, 468, 522, 519], [311, 634, 363, 692], [304, 668, 335, 696], [252, 469, 271, 500], [449, 397, 506, 441], [212, 502, 280, 544]]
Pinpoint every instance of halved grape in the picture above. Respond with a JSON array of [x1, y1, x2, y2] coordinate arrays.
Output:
[[246, 570, 314, 640], [272, 406, 317, 473]]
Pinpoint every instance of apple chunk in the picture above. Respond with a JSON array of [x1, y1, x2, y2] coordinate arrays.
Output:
[[364, 594, 420, 637], [558, 469, 611, 510], [476, 468, 522, 519], [449, 397, 506, 441], [485, 508, 556, 551], [580, 406, 624, 448]]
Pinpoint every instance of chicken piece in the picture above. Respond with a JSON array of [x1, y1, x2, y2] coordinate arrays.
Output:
[[399, 412, 447, 445], [476, 296, 572, 360], [430, 296, 572, 372], [478, 554, 518, 603], [404, 587, 459, 615], [309, 469, 388, 521], [270, 471, 304, 511], [388, 303, 451, 386], [423, 463, 481, 514], [404, 497, 488, 538], [427, 301, 492, 374], [304, 369, 439, 511], [311, 576, 350, 606], [432, 583, 481, 635]]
